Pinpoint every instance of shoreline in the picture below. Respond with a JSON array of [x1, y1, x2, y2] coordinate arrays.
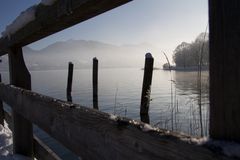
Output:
[[163, 66, 209, 71]]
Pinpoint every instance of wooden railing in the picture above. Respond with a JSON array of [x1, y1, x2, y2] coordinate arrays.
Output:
[[0, 0, 240, 159], [0, 83, 234, 160], [3, 110, 61, 160], [0, 0, 132, 55], [0, 1, 133, 158]]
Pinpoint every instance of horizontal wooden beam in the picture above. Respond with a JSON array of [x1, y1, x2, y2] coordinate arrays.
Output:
[[33, 136, 62, 160], [0, 83, 233, 160], [0, 0, 132, 55], [4, 110, 61, 160]]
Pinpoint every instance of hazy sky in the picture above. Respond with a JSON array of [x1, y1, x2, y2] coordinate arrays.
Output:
[[0, 0, 208, 62]]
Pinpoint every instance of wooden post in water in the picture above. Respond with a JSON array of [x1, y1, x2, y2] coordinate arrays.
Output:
[[140, 53, 154, 124], [0, 74, 4, 126], [8, 47, 33, 158], [93, 57, 99, 110], [67, 62, 74, 102], [209, 0, 240, 142]]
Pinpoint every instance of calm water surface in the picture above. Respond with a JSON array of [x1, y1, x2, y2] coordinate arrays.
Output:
[[1, 68, 209, 159]]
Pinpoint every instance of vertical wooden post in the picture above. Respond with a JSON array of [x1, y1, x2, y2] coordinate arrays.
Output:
[[0, 74, 4, 126], [8, 47, 33, 158], [140, 53, 154, 123], [209, 0, 240, 142], [67, 62, 74, 102], [93, 57, 98, 110]]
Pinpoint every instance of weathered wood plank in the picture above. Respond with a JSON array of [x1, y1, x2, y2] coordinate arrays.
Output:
[[92, 57, 98, 110], [209, 0, 240, 142], [8, 48, 33, 158], [140, 53, 154, 123], [4, 110, 61, 160], [33, 136, 62, 160], [0, 0, 132, 55], [67, 62, 73, 102], [0, 83, 234, 160]]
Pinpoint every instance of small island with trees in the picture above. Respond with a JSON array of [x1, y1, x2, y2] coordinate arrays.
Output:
[[163, 33, 209, 71]]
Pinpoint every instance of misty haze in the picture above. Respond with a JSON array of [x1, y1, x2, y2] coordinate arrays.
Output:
[[5, 0, 239, 160], [0, 40, 160, 71]]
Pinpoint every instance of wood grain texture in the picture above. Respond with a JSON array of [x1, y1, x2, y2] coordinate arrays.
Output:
[[92, 57, 98, 110], [0, 0, 132, 55], [0, 83, 234, 160], [209, 0, 240, 142], [140, 55, 154, 123], [67, 62, 73, 102], [33, 136, 62, 160], [4, 111, 61, 160], [8, 48, 33, 158]]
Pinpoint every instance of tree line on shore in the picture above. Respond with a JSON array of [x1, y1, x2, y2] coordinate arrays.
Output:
[[163, 33, 209, 69]]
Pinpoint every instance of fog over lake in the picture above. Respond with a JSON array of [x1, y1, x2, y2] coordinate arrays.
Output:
[[0, 40, 209, 159]]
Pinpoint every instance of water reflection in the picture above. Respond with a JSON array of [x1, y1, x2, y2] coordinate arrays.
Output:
[[0, 69, 210, 138], [174, 71, 209, 96], [152, 70, 210, 136]]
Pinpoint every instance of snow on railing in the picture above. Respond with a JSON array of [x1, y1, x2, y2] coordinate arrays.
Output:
[[181, 136, 240, 159], [1, 0, 58, 38], [1, 6, 37, 38]]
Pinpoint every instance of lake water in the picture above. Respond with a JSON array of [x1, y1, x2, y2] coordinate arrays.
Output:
[[0, 68, 209, 159]]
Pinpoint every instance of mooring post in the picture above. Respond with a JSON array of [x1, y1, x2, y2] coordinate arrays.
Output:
[[9, 47, 33, 158], [140, 53, 154, 123], [0, 74, 4, 126], [209, 0, 240, 142], [67, 62, 74, 102], [92, 57, 99, 110]]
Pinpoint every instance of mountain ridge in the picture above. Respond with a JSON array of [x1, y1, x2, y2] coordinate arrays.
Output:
[[0, 40, 159, 71]]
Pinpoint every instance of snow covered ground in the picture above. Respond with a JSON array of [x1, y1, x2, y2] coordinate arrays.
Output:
[[0, 123, 30, 160]]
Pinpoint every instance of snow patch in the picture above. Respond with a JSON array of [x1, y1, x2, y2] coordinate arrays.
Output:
[[40, 0, 58, 6], [181, 137, 240, 158], [181, 137, 208, 145], [109, 114, 117, 121], [141, 123, 154, 132], [0, 123, 31, 159], [0, 124, 12, 156], [0, 0, 59, 38], [129, 120, 138, 125], [1, 6, 36, 38], [190, 137, 208, 145]]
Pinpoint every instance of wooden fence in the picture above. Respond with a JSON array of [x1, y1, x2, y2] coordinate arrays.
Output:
[[3, 109, 61, 160], [0, 83, 234, 160], [0, 0, 239, 159]]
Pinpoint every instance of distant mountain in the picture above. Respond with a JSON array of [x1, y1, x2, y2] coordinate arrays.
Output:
[[0, 40, 159, 71]]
